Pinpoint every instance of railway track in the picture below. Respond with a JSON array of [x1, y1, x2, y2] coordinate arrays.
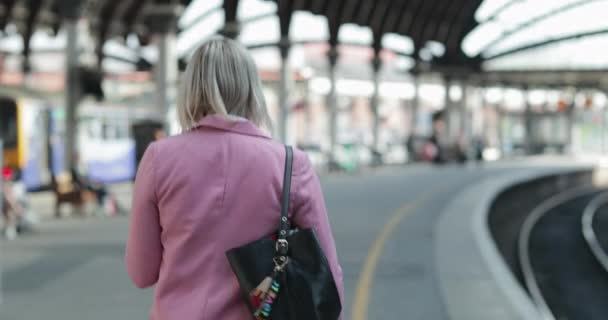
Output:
[[519, 187, 608, 320], [582, 192, 608, 273]]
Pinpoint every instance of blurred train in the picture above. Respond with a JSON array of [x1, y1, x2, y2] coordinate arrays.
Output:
[[0, 95, 146, 191]]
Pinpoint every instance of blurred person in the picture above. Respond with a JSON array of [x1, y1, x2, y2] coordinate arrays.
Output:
[[126, 37, 344, 320], [428, 112, 446, 164], [472, 135, 485, 162], [70, 154, 125, 216], [2, 167, 24, 240]]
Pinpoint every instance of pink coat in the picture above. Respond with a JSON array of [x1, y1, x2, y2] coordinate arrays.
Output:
[[126, 115, 344, 319]]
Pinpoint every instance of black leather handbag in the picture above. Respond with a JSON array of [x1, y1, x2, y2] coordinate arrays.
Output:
[[226, 145, 341, 320]]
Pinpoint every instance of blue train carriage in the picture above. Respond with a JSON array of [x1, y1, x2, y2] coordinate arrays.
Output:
[[77, 102, 136, 184], [0, 96, 56, 190], [1, 96, 138, 190]]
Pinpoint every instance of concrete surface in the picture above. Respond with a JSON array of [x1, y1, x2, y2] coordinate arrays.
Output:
[[0, 162, 566, 320]]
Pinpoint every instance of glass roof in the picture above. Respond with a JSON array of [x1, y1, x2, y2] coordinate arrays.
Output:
[[464, 0, 608, 70]]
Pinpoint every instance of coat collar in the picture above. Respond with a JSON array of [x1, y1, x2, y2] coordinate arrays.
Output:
[[192, 114, 271, 139]]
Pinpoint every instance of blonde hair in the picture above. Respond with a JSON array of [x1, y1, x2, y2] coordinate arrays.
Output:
[[178, 37, 272, 131]]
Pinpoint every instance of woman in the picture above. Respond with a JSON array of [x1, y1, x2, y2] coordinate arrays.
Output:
[[126, 37, 344, 319]]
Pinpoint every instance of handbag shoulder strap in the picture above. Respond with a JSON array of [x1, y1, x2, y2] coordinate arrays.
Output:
[[278, 145, 293, 241]]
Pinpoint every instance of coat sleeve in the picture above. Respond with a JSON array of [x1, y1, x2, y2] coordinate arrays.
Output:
[[291, 152, 345, 310], [126, 142, 163, 288]]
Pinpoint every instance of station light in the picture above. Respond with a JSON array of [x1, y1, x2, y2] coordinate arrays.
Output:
[[484, 87, 503, 104], [527, 90, 546, 106], [593, 92, 607, 108], [450, 85, 464, 102]]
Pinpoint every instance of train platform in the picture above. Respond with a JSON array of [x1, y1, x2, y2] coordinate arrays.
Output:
[[1, 157, 601, 320]]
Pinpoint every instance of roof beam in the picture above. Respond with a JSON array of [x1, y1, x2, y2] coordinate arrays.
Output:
[[397, 0, 424, 39], [433, 0, 464, 43], [354, 0, 375, 26], [278, 0, 294, 49], [223, 0, 239, 24], [342, 0, 364, 25], [444, 0, 480, 55], [292, 0, 311, 11], [369, 0, 391, 35], [409, 0, 443, 44], [310, 0, 324, 15], [380, 0, 408, 35], [22, 0, 43, 73], [36, 0, 55, 26], [108, 0, 142, 36], [422, 0, 459, 43], [0, 0, 18, 30], [96, 0, 122, 68], [326, 0, 347, 47]]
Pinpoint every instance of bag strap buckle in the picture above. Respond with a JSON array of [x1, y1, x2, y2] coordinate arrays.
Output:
[[275, 239, 289, 256]]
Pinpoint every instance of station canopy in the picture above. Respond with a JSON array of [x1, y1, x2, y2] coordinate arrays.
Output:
[[0, 0, 481, 74], [0, 0, 607, 86], [464, 0, 608, 71]]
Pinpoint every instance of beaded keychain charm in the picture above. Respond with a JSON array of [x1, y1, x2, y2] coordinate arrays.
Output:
[[252, 278, 280, 319], [250, 256, 289, 319]]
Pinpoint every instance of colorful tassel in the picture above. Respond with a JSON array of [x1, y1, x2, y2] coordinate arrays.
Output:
[[253, 280, 280, 319], [250, 276, 273, 308]]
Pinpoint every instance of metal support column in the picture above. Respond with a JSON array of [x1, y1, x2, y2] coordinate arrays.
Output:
[[498, 89, 507, 155], [371, 55, 381, 153], [480, 86, 488, 144], [277, 39, 290, 143], [144, 4, 182, 132], [64, 18, 79, 171], [444, 77, 452, 141], [156, 33, 178, 131], [220, 21, 241, 40], [523, 87, 533, 155], [496, 106, 504, 155], [327, 46, 339, 166], [460, 82, 468, 140], [566, 101, 574, 154], [411, 73, 420, 137]]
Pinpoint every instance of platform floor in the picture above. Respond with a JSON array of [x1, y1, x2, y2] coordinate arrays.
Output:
[[0, 163, 541, 319]]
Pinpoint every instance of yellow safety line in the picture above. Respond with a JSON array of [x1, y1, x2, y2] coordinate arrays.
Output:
[[351, 193, 433, 320]]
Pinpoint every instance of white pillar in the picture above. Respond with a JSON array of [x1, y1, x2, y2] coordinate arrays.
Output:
[[444, 77, 451, 139], [524, 87, 533, 154], [480, 87, 487, 140], [327, 48, 338, 165], [64, 18, 79, 171], [496, 105, 503, 153], [460, 83, 468, 139], [371, 57, 381, 151], [411, 74, 420, 136], [156, 32, 177, 132], [144, 4, 182, 133]]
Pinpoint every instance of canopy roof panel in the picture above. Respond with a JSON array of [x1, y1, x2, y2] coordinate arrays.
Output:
[[464, 0, 608, 71]]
